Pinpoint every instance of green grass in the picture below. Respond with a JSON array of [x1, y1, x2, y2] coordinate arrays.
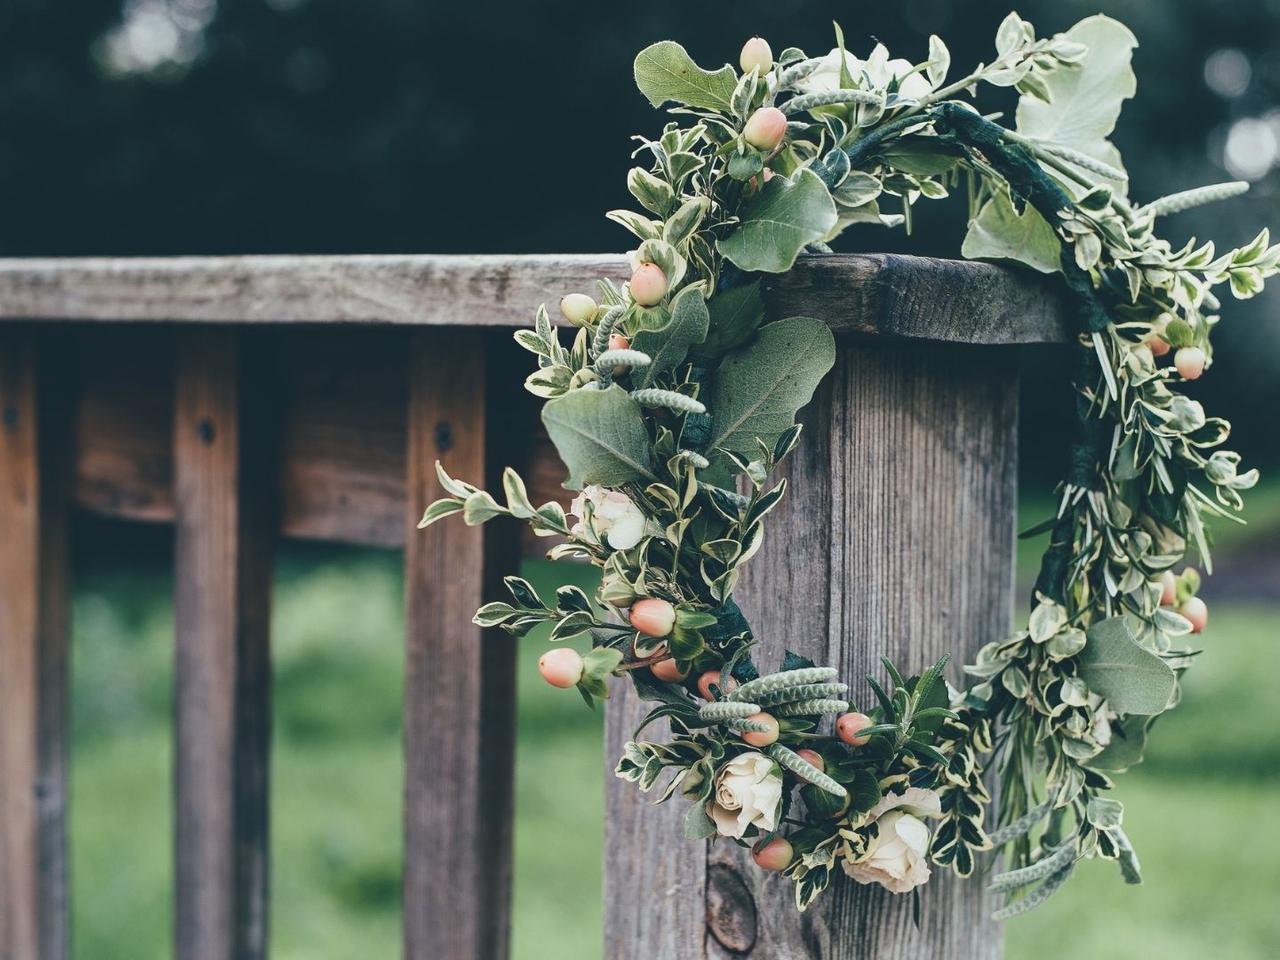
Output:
[[68, 543, 1277, 959]]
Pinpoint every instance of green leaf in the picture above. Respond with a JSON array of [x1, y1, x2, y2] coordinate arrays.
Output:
[[541, 385, 656, 490], [716, 169, 838, 273], [417, 498, 463, 528], [1076, 617, 1176, 716], [961, 191, 1062, 274], [706, 317, 836, 457], [1089, 715, 1150, 772], [582, 646, 624, 680], [630, 284, 710, 387], [1015, 16, 1137, 172], [684, 800, 718, 839], [695, 281, 764, 358], [633, 41, 738, 113]]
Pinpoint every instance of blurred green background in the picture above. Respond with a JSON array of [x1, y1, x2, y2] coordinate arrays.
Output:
[[5, 0, 1276, 956], [69, 483, 1280, 959]]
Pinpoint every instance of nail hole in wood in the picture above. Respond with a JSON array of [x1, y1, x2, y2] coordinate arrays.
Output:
[[197, 419, 216, 445], [435, 420, 454, 454]]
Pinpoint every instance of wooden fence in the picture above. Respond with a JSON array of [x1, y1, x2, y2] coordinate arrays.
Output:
[[0, 253, 1067, 960]]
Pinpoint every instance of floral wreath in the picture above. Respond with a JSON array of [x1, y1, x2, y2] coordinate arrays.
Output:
[[421, 13, 1270, 916]]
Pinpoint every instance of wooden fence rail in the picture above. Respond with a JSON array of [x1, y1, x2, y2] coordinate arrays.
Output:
[[0, 253, 1067, 960]]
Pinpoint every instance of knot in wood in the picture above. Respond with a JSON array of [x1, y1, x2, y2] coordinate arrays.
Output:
[[434, 419, 454, 453], [196, 418, 216, 445], [705, 862, 757, 954], [2, 405, 17, 430]]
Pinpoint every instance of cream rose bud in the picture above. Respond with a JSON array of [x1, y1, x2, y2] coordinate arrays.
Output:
[[743, 106, 788, 151], [559, 293, 597, 326], [707, 752, 783, 839], [569, 485, 648, 550], [843, 810, 932, 893], [630, 262, 668, 306], [740, 37, 773, 75]]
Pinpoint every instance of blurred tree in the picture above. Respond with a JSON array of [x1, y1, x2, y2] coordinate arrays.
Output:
[[0, 0, 1275, 466]]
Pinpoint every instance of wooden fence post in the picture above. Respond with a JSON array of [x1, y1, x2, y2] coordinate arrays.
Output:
[[605, 337, 1018, 960], [173, 328, 276, 960], [403, 329, 523, 960], [0, 329, 72, 960]]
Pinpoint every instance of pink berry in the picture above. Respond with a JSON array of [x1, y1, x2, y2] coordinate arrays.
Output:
[[762, 167, 775, 182], [1147, 335, 1171, 357], [743, 106, 787, 151], [1158, 571, 1177, 607], [537, 647, 584, 688], [651, 657, 689, 683], [630, 262, 668, 307], [696, 670, 736, 701], [836, 712, 873, 747], [740, 711, 779, 747], [1179, 596, 1208, 634], [752, 836, 793, 871], [1175, 347, 1206, 380], [607, 333, 630, 352], [739, 37, 773, 75], [794, 748, 825, 773], [629, 598, 676, 638]]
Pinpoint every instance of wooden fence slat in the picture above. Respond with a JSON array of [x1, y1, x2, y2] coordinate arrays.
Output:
[[0, 329, 71, 960], [605, 339, 1018, 960], [0, 254, 1069, 344], [173, 329, 276, 960], [402, 330, 522, 960]]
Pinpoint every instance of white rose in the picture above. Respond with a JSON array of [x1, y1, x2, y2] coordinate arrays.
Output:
[[569, 485, 648, 550], [841, 786, 941, 894], [706, 752, 782, 839], [800, 43, 933, 100]]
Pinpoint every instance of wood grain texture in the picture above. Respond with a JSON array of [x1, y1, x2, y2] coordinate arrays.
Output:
[[605, 338, 1017, 960], [402, 330, 524, 960], [173, 329, 276, 960], [0, 329, 71, 960], [0, 254, 1069, 344]]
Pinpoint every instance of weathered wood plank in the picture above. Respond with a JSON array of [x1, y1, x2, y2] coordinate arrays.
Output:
[[69, 327, 566, 551], [0, 329, 72, 960], [173, 329, 276, 960], [605, 337, 1016, 959], [0, 254, 1069, 344], [403, 330, 523, 960], [723, 339, 1014, 959]]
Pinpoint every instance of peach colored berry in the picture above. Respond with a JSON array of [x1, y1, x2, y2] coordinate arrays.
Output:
[[630, 262, 668, 306], [836, 711, 874, 747], [743, 106, 787, 151], [752, 836, 793, 871], [608, 333, 630, 351], [1179, 596, 1208, 634], [629, 598, 676, 638], [1158, 571, 1177, 607], [559, 293, 597, 326], [537, 647, 583, 689], [696, 670, 736, 701], [650, 652, 689, 683], [741, 711, 779, 747], [739, 37, 773, 76], [1174, 346, 1205, 380]]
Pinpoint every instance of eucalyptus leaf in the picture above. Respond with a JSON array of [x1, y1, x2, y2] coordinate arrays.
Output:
[[716, 169, 838, 273], [961, 191, 1062, 275], [706, 316, 836, 457], [630, 283, 710, 387], [542, 385, 657, 489], [694, 281, 764, 358], [1076, 617, 1176, 716], [634, 41, 738, 113]]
